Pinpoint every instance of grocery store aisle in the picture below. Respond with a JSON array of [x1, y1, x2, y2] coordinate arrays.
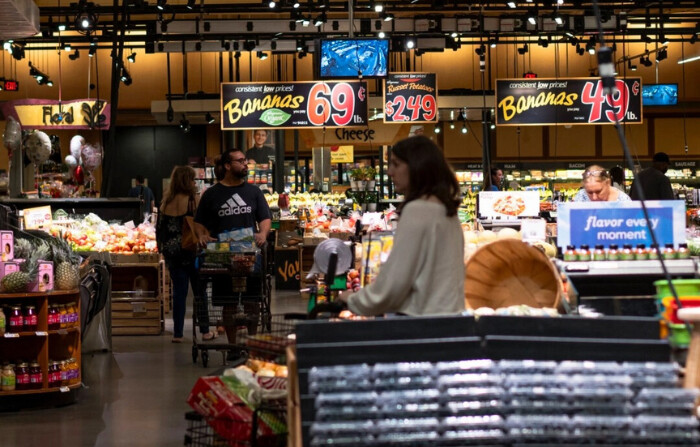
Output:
[[0, 289, 307, 447]]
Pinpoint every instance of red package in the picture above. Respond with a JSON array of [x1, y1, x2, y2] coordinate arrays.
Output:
[[187, 376, 284, 445]]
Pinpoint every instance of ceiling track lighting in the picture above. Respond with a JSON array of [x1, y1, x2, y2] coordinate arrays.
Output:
[[292, 0, 299, 7], [68, 49, 80, 60], [382, 13, 394, 22], [517, 44, 528, 55], [28, 61, 52, 86], [179, 115, 191, 133], [88, 46, 96, 57], [434, 125, 440, 134], [186, 0, 195, 9], [157, 0, 166, 10], [627, 60, 637, 71], [374, 2, 383, 13], [656, 47, 667, 63], [506, 1, 516, 8], [75, 10, 97, 32], [127, 52, 136, 63], [378, 31, 386, 39], [268, 0, 276, 8], [461, 123, 468, 134], [120, 66, 132, 85], [314, 13, 326, 27], [257, 50, 268, 60], [205, 112, 215, 124], [405, 37, 415, 50]]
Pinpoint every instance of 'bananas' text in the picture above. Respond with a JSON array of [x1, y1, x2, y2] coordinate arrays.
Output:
[[498, 92, 578, 122], [224, 94, 305, 124]]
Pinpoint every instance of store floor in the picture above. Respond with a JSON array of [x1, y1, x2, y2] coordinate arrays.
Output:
[[0, 288, 307, 447]]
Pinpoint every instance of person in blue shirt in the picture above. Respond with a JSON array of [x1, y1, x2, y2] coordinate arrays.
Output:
[[485, 168, 503, 191], [128, 175, 156, 219]]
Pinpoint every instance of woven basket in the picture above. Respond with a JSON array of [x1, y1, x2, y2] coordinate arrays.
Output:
[[465, 239, 562, 310]]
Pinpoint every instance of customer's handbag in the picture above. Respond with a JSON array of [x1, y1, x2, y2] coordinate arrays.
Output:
[[181, 197, 198, 252]]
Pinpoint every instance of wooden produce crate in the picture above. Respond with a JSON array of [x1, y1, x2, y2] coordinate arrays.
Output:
[[111, 292, 162, 335], [159, 260, 172, 314], [110, 263, 163, 335]]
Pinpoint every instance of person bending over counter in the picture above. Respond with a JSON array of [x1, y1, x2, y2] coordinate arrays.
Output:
[[338, 136, 465, 316], [573, 165, 631, 202]]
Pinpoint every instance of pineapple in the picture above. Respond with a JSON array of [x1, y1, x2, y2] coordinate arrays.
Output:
[[13, 238, 33, 261], [53, 236, 81, 290], [2, 243, 50, 293]]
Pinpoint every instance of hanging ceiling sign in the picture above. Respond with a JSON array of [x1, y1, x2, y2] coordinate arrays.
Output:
[[495, 77, 643, 126], [0, 99, 110, 130], [220, 81, 368, 130], [298, 120, 411, 148], [383, 73, 438, 124], [330, 145, 354, 163]]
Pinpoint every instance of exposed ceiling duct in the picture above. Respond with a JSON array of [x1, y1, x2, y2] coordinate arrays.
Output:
[[0, 0, 40, 40]]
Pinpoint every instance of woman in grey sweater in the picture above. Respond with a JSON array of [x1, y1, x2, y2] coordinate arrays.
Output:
[[338, 136, 465, 316]]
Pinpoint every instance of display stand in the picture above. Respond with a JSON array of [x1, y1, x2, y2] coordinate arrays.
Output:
[[0, 289, 81, 409], [294, 314, 670, 446], [110, 261, 163, 335]]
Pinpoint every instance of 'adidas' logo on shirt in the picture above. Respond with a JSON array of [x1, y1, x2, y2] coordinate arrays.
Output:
[[219, 193, 252, 216]]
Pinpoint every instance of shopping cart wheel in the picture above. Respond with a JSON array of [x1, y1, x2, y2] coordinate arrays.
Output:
[[191, 346, 198, 364], [201, 350, 209, 368]]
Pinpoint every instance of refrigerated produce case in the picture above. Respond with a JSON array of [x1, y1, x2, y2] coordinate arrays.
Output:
[[293, 314, 676, 446]]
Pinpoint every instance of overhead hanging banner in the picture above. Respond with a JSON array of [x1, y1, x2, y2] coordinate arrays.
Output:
[[557, 201, 686, 249], [495, 77, 643, 126], [220, 81, 368, 130], [1, 99, 110, 130], [383, 73, 438, 123], [298, 120, 411, 148]]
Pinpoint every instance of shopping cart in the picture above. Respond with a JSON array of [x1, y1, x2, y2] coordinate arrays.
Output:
[[241, 313, 303, 364], [191, 246, 272, 367], [184, 400, 287, 447]]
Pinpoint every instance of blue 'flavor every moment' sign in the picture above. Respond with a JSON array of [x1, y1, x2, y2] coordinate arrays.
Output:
[[557, 201, 686, 249]]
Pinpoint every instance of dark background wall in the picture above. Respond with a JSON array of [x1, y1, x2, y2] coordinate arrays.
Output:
[[103, 126, 207, 203]]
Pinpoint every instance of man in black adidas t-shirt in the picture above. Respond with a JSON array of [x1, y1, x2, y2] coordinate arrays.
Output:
[[195, 149, 271, 246], [194, 149, 271, 349]]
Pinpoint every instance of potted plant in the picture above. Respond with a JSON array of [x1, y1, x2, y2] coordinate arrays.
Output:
[[364, 167, 377, 190], [365, 191, 377, 211], [349, 168, 364, 191]]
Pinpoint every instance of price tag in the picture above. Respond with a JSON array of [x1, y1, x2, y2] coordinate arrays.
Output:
[[521, 218, 547, 242], [35, 331, 48, 336], [3, 333, 19, 338], [383, 73, 438, 123], [60, 386, 70, 393]]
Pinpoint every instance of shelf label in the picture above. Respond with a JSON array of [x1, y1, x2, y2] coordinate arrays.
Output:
[[557, 200, 686, 248], [521, 218, 547, 242], [60, 386, 70, 393], [3, 333, 19, 338], [35, 331, 48, 336]]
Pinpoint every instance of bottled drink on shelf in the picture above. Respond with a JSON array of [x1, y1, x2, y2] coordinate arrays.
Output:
[[29, 361, 42, 389], [59, 304, 68, 329], [23, 306, 38, 332], [15, 362, 30, 390], [48, 304, 60, 330], [1, 364, 16, 391], [9, 306, 23, 333], [67, 358, 79, 385], [48, 361, 61, 388]]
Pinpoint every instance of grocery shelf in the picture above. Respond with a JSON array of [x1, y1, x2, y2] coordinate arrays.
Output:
[[0, 382, 81, 397], [0, 289, 79, 300], [561, 259, 697, 277]]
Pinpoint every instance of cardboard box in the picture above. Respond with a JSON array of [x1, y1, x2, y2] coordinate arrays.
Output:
[[0, 231, 13, 261], [28, 261, 54, 292]]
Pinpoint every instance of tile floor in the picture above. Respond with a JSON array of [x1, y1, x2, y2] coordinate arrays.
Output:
[[0, 288, 306, 447]]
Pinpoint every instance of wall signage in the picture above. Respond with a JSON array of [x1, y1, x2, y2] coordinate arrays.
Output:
[[673, 161, 697, 169], [495, 77, 643, 126], [383, 73, 438, 123], [1, 99, 110, 130], [220, 81, 368, 130], [299, 121, 410, 148], [557, 201, 686, 248]]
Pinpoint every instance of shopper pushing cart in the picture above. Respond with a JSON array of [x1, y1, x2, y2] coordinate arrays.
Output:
[[194, 149, 272, 354]]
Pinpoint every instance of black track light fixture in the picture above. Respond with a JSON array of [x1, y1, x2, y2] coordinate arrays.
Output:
[[156, 0, 166, 11], [656, 47, 667, 63], [257, 50, 268, 60], [120, 66, 132, 85], [68, 49, 80, 60], [186, 0, 195, 9], [127, 52, 136, 63], [179, 115, 191, 133], [205, 112, 215, 124], [627, 60, 637, 71], [88, 46, 96, 57]]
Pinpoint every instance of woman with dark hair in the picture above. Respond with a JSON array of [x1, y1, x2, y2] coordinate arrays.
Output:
[[485, 167, 503, 191], [338, 135, 465, 316], [157, 166, 215, 342]]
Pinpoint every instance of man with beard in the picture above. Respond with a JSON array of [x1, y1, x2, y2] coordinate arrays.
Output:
[[194, 149, 271, 350]]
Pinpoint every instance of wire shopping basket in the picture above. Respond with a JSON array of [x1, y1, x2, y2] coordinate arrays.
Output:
[[242, 314, 302, 363]]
